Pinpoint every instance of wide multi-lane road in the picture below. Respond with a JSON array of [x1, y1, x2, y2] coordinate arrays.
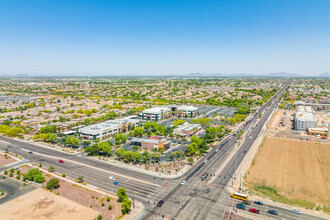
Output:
[[0, 136, 164, 201]]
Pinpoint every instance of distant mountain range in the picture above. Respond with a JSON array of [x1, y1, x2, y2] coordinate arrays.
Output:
[[184, 72, 329, 78]]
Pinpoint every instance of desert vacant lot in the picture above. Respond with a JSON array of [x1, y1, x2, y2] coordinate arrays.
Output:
[[246, 137, 330, 207], [0, 188, 99, 220]]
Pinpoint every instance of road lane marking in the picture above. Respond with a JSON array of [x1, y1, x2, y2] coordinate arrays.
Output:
[[20, 148, 160, 187]]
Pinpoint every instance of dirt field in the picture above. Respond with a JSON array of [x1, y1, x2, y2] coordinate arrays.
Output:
[[0, 188, 99, 220], [0, 153, 17, 166], [267, 110, 294, 132], [245, 137, 330, 207]]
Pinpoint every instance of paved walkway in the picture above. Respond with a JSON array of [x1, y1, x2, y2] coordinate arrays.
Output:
[[0, 159, 29, 172]]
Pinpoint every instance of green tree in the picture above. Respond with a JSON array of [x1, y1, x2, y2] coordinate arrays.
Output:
[[229, 118, 237, 124], [143, 122, 151, 130], [23, 168, 45, 183], [116, 187, 128, 202], [33, 174, 45, 183], [115, 148, 126, 158], [46, 178, 60, 189], [133, 127, 144, 137], [173, 119, 185, 127], [121, 198, 132, 214], [98, 142, 112, 155]]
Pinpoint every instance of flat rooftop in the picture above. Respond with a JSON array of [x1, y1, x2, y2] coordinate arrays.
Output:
[[79, 116, 139, 135], [296, 112, 317, 121]]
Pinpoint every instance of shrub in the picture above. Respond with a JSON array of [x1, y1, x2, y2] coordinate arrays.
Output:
[[16, 170, 20, 175], [10, 168, 15, 173], [39, 163, 42, 167], [48, 166, 55, 172], [16, 175, 21, 180], [33, 174, 45, 183], [62, 174, 66, 177], [24, 168, 42, 181], [106, 196, 110, 202], [96, 214, 102, 220], [4, 170, 8, 175], [46, 178, 60, 189], [108, 205, 113, 210], [101, 202, 105, 206], [9, 173, 13, 177]]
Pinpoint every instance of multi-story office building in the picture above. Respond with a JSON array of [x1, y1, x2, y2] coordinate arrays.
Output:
[[141, 105, 198, 121], [78, 116, 139, 141], [295, 106, 317, 130]]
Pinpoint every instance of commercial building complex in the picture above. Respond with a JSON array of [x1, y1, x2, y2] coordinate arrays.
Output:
[[173, 122, 201, 137], [78, 116, 139, 141], [294, 106, 317, 130], [130, 137, 171, 150], [141, 105, 198, 121]]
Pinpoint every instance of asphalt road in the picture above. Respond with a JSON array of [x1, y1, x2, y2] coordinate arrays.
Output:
[[0, 137, 164, 201], [0, 178, 37, 205]]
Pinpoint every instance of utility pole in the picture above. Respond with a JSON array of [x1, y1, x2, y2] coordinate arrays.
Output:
[[132, 194, 135, 208]]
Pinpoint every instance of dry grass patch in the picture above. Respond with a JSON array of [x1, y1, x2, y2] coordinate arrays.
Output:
[[245, 137, 330, 211]]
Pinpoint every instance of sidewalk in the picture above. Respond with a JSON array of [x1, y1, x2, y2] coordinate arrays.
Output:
[[11, 137, 81, 155], [84, 154, 193, 179], [31, 150, 158, 186]]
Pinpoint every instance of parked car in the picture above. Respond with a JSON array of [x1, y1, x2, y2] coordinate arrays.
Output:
[[215, 148, 219, 152], [113, 181, 120, 186], [249, 208, 259, 214], [109, 176, 115, 181], [254, 201, 263, 206], [242, 200, 250, 205], [204, 159, 208, 163], [181, 180, 186, 185], [157, 200, 164, 207], [59, 159, 64, 163], [29, 151, 33, 154], [236, 203, 245, 210], [268, 210, 278, 215], [7, 145, 12, 148], [196, 166, 200, 171], [291, 209, 301, 215], [321, 137, 326, 139]]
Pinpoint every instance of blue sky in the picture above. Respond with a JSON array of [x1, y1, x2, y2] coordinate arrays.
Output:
[[0, 0, 329, 76]]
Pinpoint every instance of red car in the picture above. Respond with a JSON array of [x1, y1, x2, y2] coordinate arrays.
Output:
[[321, 137, 326, 139], [59, 159, 64, 163], [249, 208, 259, 214]]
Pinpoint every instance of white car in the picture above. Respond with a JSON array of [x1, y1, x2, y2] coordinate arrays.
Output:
[[181, 180, 186, 185], [204, 159, 208, 163], [250, 136, 252, 139], [109, 176, 115, 181], [291, 209, 301, 215], [215, 148, 219, 152]]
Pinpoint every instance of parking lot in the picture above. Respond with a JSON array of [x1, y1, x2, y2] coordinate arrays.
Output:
[[0, 177, 38, 205]]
